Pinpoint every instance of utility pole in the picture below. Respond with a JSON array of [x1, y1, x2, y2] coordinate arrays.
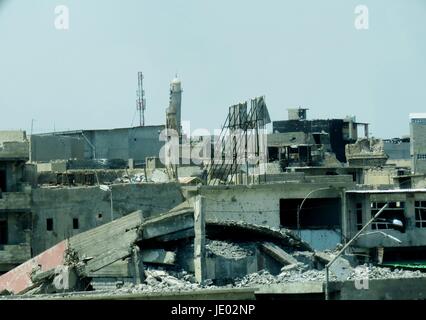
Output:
[[136, 72, 146, 127], [325, 202, 391, 300]]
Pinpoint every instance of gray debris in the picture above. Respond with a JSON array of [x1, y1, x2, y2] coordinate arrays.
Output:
[[206, 240, 255, 259], [348, 264, 425, 280], [292, 251, 316, 268], [113, 268, 217, 294], [234, 264, 426, 288]]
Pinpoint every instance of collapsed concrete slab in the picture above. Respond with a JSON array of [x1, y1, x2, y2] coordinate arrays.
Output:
[[0, 194, 320, 296], [260, 242, 298, 266], [69, 210, 144, 275], [0, 240, 67, 294]]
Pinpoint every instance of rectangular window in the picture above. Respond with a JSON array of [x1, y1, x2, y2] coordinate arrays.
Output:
[[46, 218, 53, 231], [0, 220, 7, 245], [415, 201, 426, 228], [371, 202, 405, 230], [280, 198, 341, 229], [0, 170, 6, 193], [73, 218, 79, 230], [417, 154, 426, 160]]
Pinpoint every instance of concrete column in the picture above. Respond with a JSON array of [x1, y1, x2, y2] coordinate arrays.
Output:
[[363, 194, 371, 231], [341, 189, 348, 244], [131, 245, 145, 285], [194, 195, 207, 284], [406, 194, 415, 229]]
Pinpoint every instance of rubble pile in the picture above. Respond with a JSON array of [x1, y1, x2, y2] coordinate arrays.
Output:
[[2, 197, 426, 300], [234, 266, 326, 287], [206, 240, 254, 259], [348, 265, 425, 280], [116, 269, 208, 294], [234, 263, 426, 288]]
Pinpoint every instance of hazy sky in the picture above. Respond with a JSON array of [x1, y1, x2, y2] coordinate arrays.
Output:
[[0, 0, 425, 138]]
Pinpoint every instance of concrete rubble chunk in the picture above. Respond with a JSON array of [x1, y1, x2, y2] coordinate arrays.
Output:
[[30, 269, 55, 284], [141, 249, 176, 265], [314, 251, 336, 265], [260, 242, 298, 266]]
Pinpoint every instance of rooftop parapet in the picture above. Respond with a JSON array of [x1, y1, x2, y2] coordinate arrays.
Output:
[[0, 131, 29, 161]]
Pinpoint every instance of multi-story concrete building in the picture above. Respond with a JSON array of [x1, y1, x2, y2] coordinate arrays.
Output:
[[0, 132, 32, 273], [272, 108, 369, 163], [410, 113, 426, 174]]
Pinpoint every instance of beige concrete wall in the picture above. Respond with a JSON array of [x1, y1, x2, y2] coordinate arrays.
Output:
[[363, 168, 395, 186], [200, 183, 345, 228], [31, 182, 184, 255], [0, 131, 26, 144]]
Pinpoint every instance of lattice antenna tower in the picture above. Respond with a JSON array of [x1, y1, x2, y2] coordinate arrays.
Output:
[[136, 72, 146, 126]]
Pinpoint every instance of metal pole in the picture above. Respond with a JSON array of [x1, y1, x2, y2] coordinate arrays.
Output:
[[297, 187, 333, 236], [325, 202, 389, 300]]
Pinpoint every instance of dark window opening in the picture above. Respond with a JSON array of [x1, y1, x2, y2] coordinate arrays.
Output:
[[280, 198, 341, 229], [415, 201, 426, 228], [356, 203, 363, 230], [298, 146, 310, 164], [382, 246, 426, 263], [73, 218, 79, 230], [325, 171, 338, 176], [46, 218, 53, 231], [312, 133, 321, 145], [0, 170, 6, 193], [399, 177, 412, 189], [0, 220, 7, 245], [371, 202, 406, 232], [98, 213, 103, 219], [268, 147, 279, 162]]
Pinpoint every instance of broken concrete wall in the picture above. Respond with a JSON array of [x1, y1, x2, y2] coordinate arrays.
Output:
[[345, 138, 388, 167], [31, 183, 184, 255], [36, 168, 147, 186], [0, 143, 29, 161], [199, 183, 344, 228], [0, 131, 27, 144], [363, 168, 396, 186], [0, 131, 28, 162]]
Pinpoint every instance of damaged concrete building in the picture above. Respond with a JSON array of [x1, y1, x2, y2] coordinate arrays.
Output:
[[270, 108, 369, 167], [2, 83, 426, 300], [0, 132, 32, 273]]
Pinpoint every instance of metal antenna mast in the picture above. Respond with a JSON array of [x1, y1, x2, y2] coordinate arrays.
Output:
[[136, 72, 146, 126]]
